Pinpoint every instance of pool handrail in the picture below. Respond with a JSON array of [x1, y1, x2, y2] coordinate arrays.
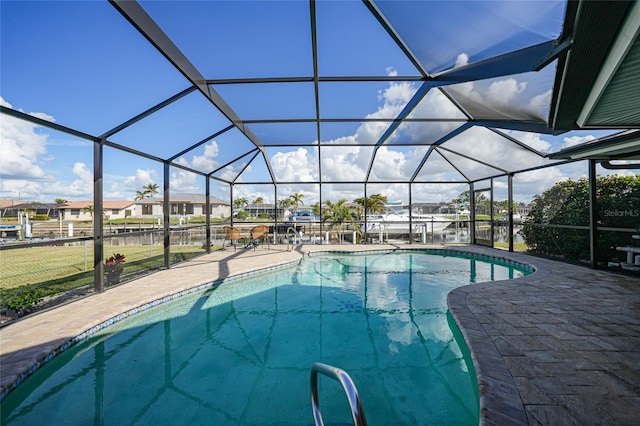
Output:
[[286, 226, 303, 250], [310, 362, 367, 426]]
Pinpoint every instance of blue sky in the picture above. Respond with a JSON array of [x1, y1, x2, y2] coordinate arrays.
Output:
[[0, 1, 627, 206]]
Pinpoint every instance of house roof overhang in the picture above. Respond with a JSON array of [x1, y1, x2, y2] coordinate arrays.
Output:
[[550, 0, 640, 131], [548, 129, 640, 163]]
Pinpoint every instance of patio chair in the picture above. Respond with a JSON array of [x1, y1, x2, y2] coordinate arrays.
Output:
[[223, 226, 242, 251], [249, 225, 270, 251]]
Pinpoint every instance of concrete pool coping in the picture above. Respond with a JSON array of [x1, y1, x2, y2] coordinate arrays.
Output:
[[1, 244, 639, 425]]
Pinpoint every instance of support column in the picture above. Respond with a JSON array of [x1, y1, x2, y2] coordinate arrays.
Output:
[[469, 183, 475, 245], [490, 179, 494, 247], [589, 160, 598, 268], [319, 183, 323, 239], [408, 183, 413, 245], [274, 184, 278, 244], [230, 184, 234, 227], [363, 184, 368, 244], [205, 177, 211, 253], [508, 174, 514, 252], [93, 139, 104, 293], [163, 162, 170, 269]]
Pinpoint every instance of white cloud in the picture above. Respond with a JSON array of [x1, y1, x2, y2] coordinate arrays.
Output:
[[445, 64, 549, 121], [0, 97, 51, 180], [507, 131, 552, 152], [217, 163, 247, 182], [270, 148, 318, 182], [356, 120, 394, 145], [321, 145, 371, 182], [455, 53, 470, 68], [377, 81, 414, 106], [370, 147, 412, 180], [513, 162, 587, 203], [410, 89, 464, 120], [0, 161, 95, 201], [447, 53, 477, 97], [67, 162, 92, 195], [527, 89, 552, 116], [486, 78, 527, 105], [170, 169, 199, 193], [38, 162, 93, 199], [0, 178, 42, 201], [123, 169, 158, 190], [441, 127, 549, 181], [562, 135, 595, 149], [176, 141, 220, 172], [402, 90, 466, 144], [204, 141, 219, 158]]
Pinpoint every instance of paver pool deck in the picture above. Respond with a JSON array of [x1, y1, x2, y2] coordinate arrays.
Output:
[[1, 244, 639, 425]]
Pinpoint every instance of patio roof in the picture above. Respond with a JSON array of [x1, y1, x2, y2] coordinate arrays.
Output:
[[1, 0, 638, 192], [549, 129, 640, 161]]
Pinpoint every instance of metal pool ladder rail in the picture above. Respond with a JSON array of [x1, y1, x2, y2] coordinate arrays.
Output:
[[310, 362, 367, 426], [286, 226, 303, 250]]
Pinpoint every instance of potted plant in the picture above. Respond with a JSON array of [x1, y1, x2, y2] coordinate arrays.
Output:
[[104, 253, 125, 285]]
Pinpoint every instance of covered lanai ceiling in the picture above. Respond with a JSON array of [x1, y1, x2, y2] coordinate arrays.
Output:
[[2, 0, 639, 189]]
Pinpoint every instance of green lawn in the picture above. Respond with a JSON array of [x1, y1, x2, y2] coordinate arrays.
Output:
[[0, 244, 214, 309]]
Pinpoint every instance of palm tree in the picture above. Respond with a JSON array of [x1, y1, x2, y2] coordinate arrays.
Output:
[[278, 198, 293, 218], [253, 196, 264, 216], [55, 198, 68, 204], [351, 203, 364, 223], [134, 190, 147, 201], [278, 198, 292, 209], [82, 205, 94, 220], [354, 194, 387, 218], [233, 197, 248, 211], [322, 199, 352, 244], [289, 192, 304, 212], [143, 183, 159, 198], [368, 194, 388, 214]]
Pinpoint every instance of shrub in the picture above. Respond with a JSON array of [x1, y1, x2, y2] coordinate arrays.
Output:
[[521, 175, 640, 262], [2, 288, 44, 314]]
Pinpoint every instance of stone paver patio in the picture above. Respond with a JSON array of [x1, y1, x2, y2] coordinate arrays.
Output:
[[447, 246, 640, 426], [1, 244, 639, 425]]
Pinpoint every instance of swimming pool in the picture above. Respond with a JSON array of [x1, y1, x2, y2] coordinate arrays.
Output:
[[1, 250, 531, 425]]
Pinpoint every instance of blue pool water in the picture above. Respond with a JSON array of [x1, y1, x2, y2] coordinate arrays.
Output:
[[2, 251, 530, 425]]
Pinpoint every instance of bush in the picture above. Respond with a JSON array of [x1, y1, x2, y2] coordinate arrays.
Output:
[[237, 211, 249, 220], [258, 212, 272, 219], [521, 175, 640, 262], [1, 287, 44, 314]]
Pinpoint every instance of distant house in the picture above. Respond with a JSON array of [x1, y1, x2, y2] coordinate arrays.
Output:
[[0, 201, 63, 219], [244, 203, 285, 218], [1, 194, 231, 221], [0, 200, 18, 212], [138, 193, 230, 219], [61, 201, 136, 221]]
